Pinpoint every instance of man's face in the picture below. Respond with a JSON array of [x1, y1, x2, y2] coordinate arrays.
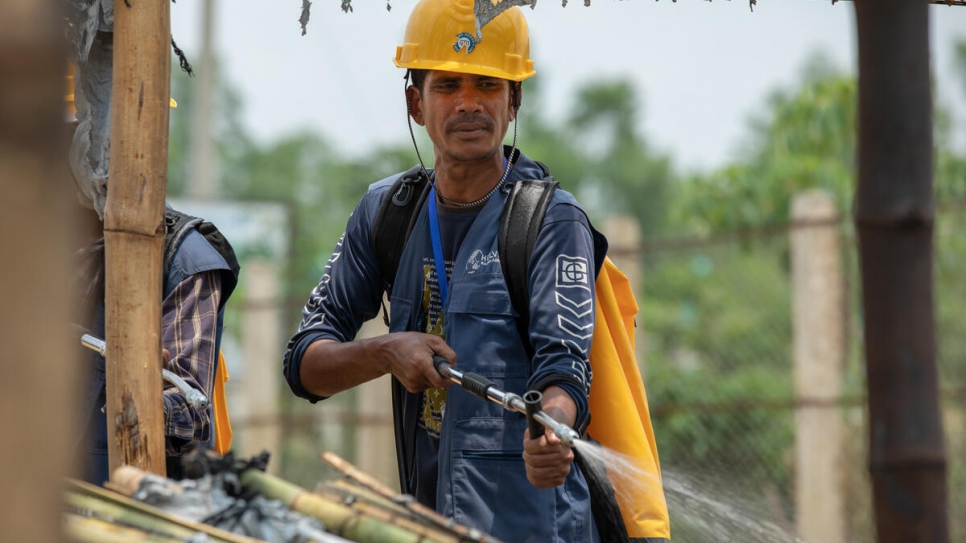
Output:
[[408, 71, 515, 165]]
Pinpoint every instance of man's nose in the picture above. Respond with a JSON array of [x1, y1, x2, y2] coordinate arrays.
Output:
[[454, 86, 483, 113]]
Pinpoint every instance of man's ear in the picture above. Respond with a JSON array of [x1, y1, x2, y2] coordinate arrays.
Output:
[[406, 85, 425, 126], [509, 82, 522, 121]]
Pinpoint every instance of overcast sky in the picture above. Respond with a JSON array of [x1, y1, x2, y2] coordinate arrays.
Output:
[[170, 1, 966, 172]]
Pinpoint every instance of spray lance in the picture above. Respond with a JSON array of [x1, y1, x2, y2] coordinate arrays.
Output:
[[76, 328, 210, 412], [432, 355, 580, 447]]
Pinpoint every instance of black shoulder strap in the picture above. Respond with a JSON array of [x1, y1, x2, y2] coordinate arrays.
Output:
[[371, 165, 432, 298], [163, 208, 241, 305], [164, 209, 204, 274], [499, 179, 558, 359]]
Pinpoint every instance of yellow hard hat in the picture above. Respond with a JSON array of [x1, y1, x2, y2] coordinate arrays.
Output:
[[394, 0, 535, 82]]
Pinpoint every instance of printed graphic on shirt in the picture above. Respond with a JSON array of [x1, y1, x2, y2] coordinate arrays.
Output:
[[465, 249, 500, 274], [296, 230, 346, 335], [553, 252, 594, 392], [556, 255, 590, 291], [420, 259, 447, 438]]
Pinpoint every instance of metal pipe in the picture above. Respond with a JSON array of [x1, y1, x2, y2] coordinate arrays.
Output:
[[79, 332, 209, 412], [432, 355, 579, 447]]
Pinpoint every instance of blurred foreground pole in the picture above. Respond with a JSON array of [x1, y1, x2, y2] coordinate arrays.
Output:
[[0, 0, 72, 541], [854, 1, 949, 542], [790, 190, 845, 543], [104, 0, 171, 477]]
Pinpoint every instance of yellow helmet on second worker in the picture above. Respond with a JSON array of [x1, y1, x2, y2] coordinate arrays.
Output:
[[394, 0, 535, 82]]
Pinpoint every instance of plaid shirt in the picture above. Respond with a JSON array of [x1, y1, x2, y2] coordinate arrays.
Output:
[[161, 270, 222, 455]]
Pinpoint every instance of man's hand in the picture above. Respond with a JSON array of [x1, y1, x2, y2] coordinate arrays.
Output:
[[521, 386, 578, 488], [523, 425, 574, 488], [375, 332, 456, 393], [301, 332, 456, 397]]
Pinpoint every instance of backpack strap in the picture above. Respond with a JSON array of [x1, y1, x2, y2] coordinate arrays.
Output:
[[371, 165, 433, 302], [498, 179, 558, 360], [163, 208, 241, 305], [164, 209, 204, 276]]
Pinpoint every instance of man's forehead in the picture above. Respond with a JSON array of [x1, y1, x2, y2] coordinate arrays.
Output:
[[427, 71, 507, 84]]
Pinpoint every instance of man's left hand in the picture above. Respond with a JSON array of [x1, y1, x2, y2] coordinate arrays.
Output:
[[521, 385, 577, 488], [523, 424, 574, 488]]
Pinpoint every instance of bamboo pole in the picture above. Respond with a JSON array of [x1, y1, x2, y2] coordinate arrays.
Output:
[[104, 0, 172, 476], [854, 1, 949, 541], [0, 1, 72, 543], [64, 514, 185, 543], [321, 452, 501, 543], [66, 478, 265, 543], [240, 468, 450, 543], [316, 481, 461, 543]]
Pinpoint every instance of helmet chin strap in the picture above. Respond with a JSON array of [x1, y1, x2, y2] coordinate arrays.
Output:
[[403, 69, 520, 200]]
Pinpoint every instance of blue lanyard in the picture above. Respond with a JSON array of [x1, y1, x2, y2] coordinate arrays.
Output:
[[428, 158, 509, 309], [428, 191, 450, 308]]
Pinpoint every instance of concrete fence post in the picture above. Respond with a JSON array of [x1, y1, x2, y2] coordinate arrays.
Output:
[[240, 258, 283, 475], [790, 189, 845, 543]]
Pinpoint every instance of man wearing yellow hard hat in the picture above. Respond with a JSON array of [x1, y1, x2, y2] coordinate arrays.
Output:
[[284, 1, 603, 540]]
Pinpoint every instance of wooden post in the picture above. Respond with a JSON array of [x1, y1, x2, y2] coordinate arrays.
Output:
[[240, 259, 283, 475], [104, 0, 171, 477], [790, 190, 845, 543], [600, 216, 645, 374], [0, 0, 72, 541], [854, 1, 949, 541]]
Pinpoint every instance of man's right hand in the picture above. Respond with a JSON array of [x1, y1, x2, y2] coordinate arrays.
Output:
[[373, 332, 456, 393], [301, 332, 456, 398]]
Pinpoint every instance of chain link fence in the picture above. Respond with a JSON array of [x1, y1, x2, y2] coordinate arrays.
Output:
[[641, 202, 966, 542]]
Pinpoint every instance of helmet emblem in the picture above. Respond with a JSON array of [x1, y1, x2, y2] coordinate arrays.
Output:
[[453, 32, 477, 54]]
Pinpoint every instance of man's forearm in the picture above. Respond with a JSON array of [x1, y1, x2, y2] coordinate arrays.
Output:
[[539, 385, 578, 428], [299, 338, 391, 398]]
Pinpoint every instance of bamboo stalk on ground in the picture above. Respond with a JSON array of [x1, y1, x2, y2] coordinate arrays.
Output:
[[321, 452, 501, 543], [313, 482, 460, 543], [65, 478, 263, 543], [240, 469, 448, 543], [64, 513, 185, 543]]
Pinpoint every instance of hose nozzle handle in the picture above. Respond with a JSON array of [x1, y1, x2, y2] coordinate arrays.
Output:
[[524, 390, 545, 440], [433, 354, 499, 401]]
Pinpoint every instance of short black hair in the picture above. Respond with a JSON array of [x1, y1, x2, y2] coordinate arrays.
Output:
[[409, 69, 429, 91]]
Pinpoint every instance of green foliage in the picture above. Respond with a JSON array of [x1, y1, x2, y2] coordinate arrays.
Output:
[[675, 54, 856, 233], [519, 78, 674, 236]]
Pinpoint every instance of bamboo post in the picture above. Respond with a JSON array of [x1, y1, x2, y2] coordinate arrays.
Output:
[[104, 0, 172, 477], [854, 1, 949, 541], [790, 190, 845, 543], [0, 1, 72, 542]]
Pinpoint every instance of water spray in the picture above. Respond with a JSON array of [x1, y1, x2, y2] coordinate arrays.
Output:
[[432, 355, 580, 447]]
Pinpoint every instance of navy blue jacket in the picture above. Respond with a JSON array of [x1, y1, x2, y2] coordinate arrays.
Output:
[[285, 150, 600, 542]]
